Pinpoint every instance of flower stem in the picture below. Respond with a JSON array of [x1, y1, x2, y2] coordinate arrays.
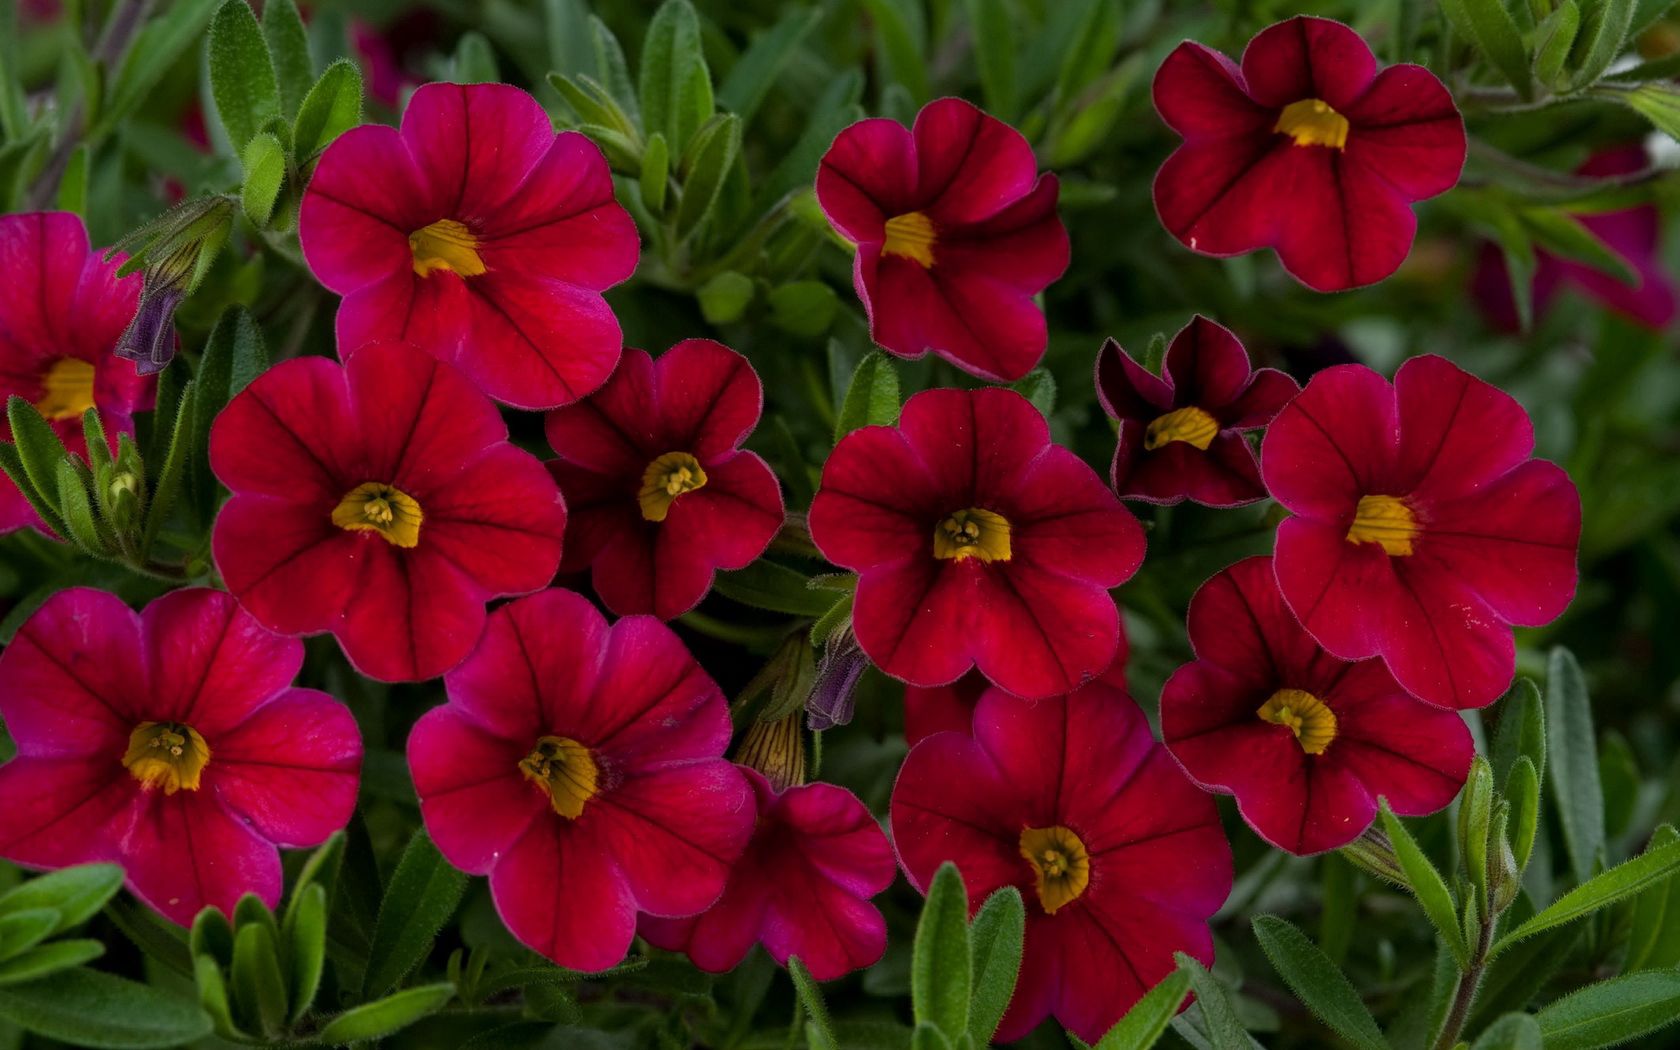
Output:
[[1431, 905, 1496, 1050]]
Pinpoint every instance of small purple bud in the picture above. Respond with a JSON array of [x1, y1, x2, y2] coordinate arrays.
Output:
[[807, 626, 868, 731], [114, 277, 186, 376]]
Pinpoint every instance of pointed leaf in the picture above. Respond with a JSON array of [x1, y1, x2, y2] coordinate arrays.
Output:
[[1095, 969, 1190, 1050], [1381, 801, 1469, 966], [0, 966, 211, 1046], [0, 864, 122, 935], [835, 350, 901, 441], [292, 60, 363, 166], [1492, 836, 1680, 955], [208, 0, 281, 151], [1535, 971, 1680, 1049], [967, 886, 1024, 1045], [790, 956, 840, 1050], [912, 863, 971, 1039], [317, 982, 455, 1044], [1547, 648, 1604, 885], [260, 0, 313, 117], [1470, 1013, 1543, 1050], [362, 829, 469, 998], [1251, 916, 1388, 1050]]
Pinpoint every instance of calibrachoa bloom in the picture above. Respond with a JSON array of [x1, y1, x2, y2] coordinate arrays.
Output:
[[1262, 355, 1581, 709], [1162, 556, 1472, 854], [545, 339, 784, 619], [299, 82, 639, 410], [815, 97, 1070, 381], [407, 589, 754, 971], [1096, 315, 1299, 506], [809, 387, 1143, 700], [892, 682, 1231, 1042], [0, 588, 362, 925], [0, 212, 148, 534], [639, 768, 896, 980], [1153, 16, 1466, 291], [211, 340, 565, 682]]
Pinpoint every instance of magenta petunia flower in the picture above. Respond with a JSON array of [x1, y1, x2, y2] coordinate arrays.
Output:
[[544, 339, 784, 619], [299, 82, 639, 410], [0, 588, 362, 925], [1096, 315, 1299, 506], [1262, 355, 1581, 709], [407, 588, 754, 971], [1162, 556, 1472, 854], [808, 387, 1143, 700], [815, 98, 1070, 381], [1153, 16, 1466, 292], [891, 681, 1232, 1043]]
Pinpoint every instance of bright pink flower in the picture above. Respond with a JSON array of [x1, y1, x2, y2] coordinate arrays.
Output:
[[1162, 556, 1471, 854], [545, 339, 784, 619], [1262, 355, 1581, 709], [299, 82, 639, 410], [1097, 315, 1299, 506], [0, 212, 148, 534], [1153, 16, 1466, 292], [211, 340, 565, 682], [639, 769, 895, 980], [407, 589, 754, 971], [904, 631, 1130, 746], [809, 387, 1143, 700], [815, 98, 1069, 381], [0, 588, 361, 925], [892, 682, 1231, 1043]]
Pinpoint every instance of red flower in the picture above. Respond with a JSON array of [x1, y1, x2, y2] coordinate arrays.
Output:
[[0, 588, 361, 925], [1097, 315, 1299, 506], [407, 589, 754, 971], [1162, 556, 1471, 854], [639, 769, 896, 980], [905, 631, 1130, 746], [1262, 355, 1581, 709], [299, 82, 639, 410], [815, 98, 1069, 381], [0, 212, 149, 534], [809, 387, 1143, 700], [891, 681, 1231, 1043], [211, 340, 565, 682], [1153, 16, 1465, 292], [545, 339, 784, 619]]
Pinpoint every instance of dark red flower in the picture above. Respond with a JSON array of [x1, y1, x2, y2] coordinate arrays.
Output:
[[1096, 315, 1299, 506], [1153, 16, 1466, 291], [891, 681, 1231, 1043], [211, 340, 565, 682], [815, 98, 1069, 381], [1262, 355, 1581, 709], [809, 387, 1143, 700], [544, 339, 784, 619]]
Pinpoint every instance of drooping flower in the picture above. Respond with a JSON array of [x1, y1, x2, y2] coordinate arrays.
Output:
[[299, 82, 639, 410], [1153, 16, 1466, 292], [0, 588, 362, 925], [211, 340, 565, 682], [815, 97, 1070, 381], [1262, 355, 1581, 709], [891, 681, 1232, 1042], [809, 387, 1143, 700], [407, 589, 754, 971], [1162, 556, 1471, 854], [1096, 315, 1299, 506], [0, 212, 149, 534], [544, 339, 784, 619]]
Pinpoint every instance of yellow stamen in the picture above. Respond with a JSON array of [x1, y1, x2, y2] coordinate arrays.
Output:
[[1275, 98, 1350, 150], [638, 452, 708, 522], [34, 358, 97, 422], [883, 211, 937, 268], [332, 482, 423, 548], [123, 722, 210, 794], [1346, 494, 1418, 557], [734, 711, 807, 792], [933, 507, 1012, 563], [1257, 688, 1338, 755], [409, 218, 486, 278], [518, 736, 599, 819], [1019, 825, 1090, 915], [1144, 405, 1220, 451]]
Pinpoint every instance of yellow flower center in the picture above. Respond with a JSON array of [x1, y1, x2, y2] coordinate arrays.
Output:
[[1019, 825, 1090, 915], [638, 452, 708, 523], [519, 736, 599, 820], [1257, 688, 1338, 755], [933, 507, 1012, 563], [34, 357, 97, 422], [883, 211, 937, 268], [1275, 98, 1350, 150], [123, 722, 210, 794], [1144, 405, 1220, 451], [332, 482, 423, 548], [409, 218, 486, 278], [1346, 494, 1418, 557]]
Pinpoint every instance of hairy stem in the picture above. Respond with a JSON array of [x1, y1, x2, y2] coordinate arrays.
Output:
[[1432, 909, 1496, 1050]]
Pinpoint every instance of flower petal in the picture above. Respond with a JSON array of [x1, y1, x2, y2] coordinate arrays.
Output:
[[1383, 555, 1516, 709], [1153, 133, 1290, 258], [1343, 65, 1466, 201], [298, 124, 432, 293], [0, 756, 129, 869], [860, 250, 1048, 381], [1164, 315, 1254, 409], [809, 425, 940, 571], [121, 790, 282, 925], [211, 688, 361, 847], [399, 82, 554, 217], [1261, 362, 1399, 520], [815, 117, 918, 243], [443, 587, 608, 742], [1272, 147, 1417, 291], [212, 496, 362, 637], [141, 588, 302, 735], [654, 340, 764, 459], [972, 565, 1123, 699], [490, 817, 636, 971], [914, 97, 1039, 227], [1273, 515, 1393, 662], [1393, 354, 1534, 502], [1096, 338, 1176, 423], [476, 131, 639, 289], [419, 443, 568, 597], [210, 356, 355, 504], [1240, 16, 1377, 111], [345, 341, 507, 488], [336, 542, 486, 682], [1153, 41, 1273, 139], [0, 587, 143, 756], [935, 174, 1070, 292], [852, 556, 977, 688], [593, 761, 753, 916], [409, 706, 547, 873]]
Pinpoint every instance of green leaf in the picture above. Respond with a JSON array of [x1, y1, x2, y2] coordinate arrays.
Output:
[[835, 351, 901, 441], [911, 1021, 955, 1050], [675, 113, 741, 241], [208, 0, 282, 151], [640, 0, 711, 153], [754, 71, 862, 214], [1520, 207, 1638, 286], [964, 0, 1017, 120], [362, 829, 469, 999], [1461, 756, 1495, 908], [1507, 756, 1541, 872], [240, 132, 286, 229], [1490, 678, 1545, 786], [230, 921, 287, 1037], [0, 940, 104, 986], [261, 0, 313, 117], [859, 0, 930, 103], [697, 269, 753, 324], [1535, 971, 1680, 1049], [1568, 0, 1637, 88], [640, 131, 670, 214], [6, 394, 71, 519], [0, 865, 122, 937], [1095, 969, 1190, 1050], [193, 953, 239, 1039], [1381, 801, 1469, 967], [190, 908, 234, 969], [1470, 1012, 1543, 1050], [292, 60, 364, 164], [0, 910, 60, 963], [57, 145, 87, 215], [1546, 647, 1604, 885], [967, 886, 1024, 1046], [1251, 916, 1387, 1050], [452, 31, 499, 84], [285, 883, 327, 1022], [317, 982, 455, 1045], [1493, 836, 1680, 955], [789, 957, 840, 1050], [718, 6, 820, 125], [0, 443, 65, 537], [1175, 952, 1251, 1050], [1624, 825, 1680, 971], [0, 967, 211, 1047], [1607, 80, 1680, 141], [55, 459, 107, 556], [768, 281, 839, 337], [1534, 0, 1581, 88], [1442, 0, 1535, 97], [99, 0, 220, 136], [1012, 369, 1057, 418], [191, 306, 265, 521], [713, 560, 842, 617], [912, 863, 971, 1040], [139, 379, 195, 559]]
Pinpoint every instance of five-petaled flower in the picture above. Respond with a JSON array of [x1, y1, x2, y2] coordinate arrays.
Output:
[[809, 387, 1144, 700], [815, 98, 1070, 381], [211, 340, 566, 682], [299, 81, 639, 410], [1262, 355, 1581, 709], [1097, 315, 1299, 506], [545, 339, 784, 619], [1153, 16, 1466, 291], [1161, 556, 1471, 854], [0, 588, 362, 925], [891, 680, 1232, 1042]]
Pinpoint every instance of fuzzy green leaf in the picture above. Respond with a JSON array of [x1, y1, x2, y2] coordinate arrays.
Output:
[[912, 863, 971, 1040], [1251, 916, 1388, 1050], [1535, 971, 1680, 1049], [317, 982, 455, 1044], [1095, 969, 1191, 1050], [208, 0, 281, 151], [362, 829, 468, 999], [1546, 647, 1604, 885], [967, 886, 1025, 1045]]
